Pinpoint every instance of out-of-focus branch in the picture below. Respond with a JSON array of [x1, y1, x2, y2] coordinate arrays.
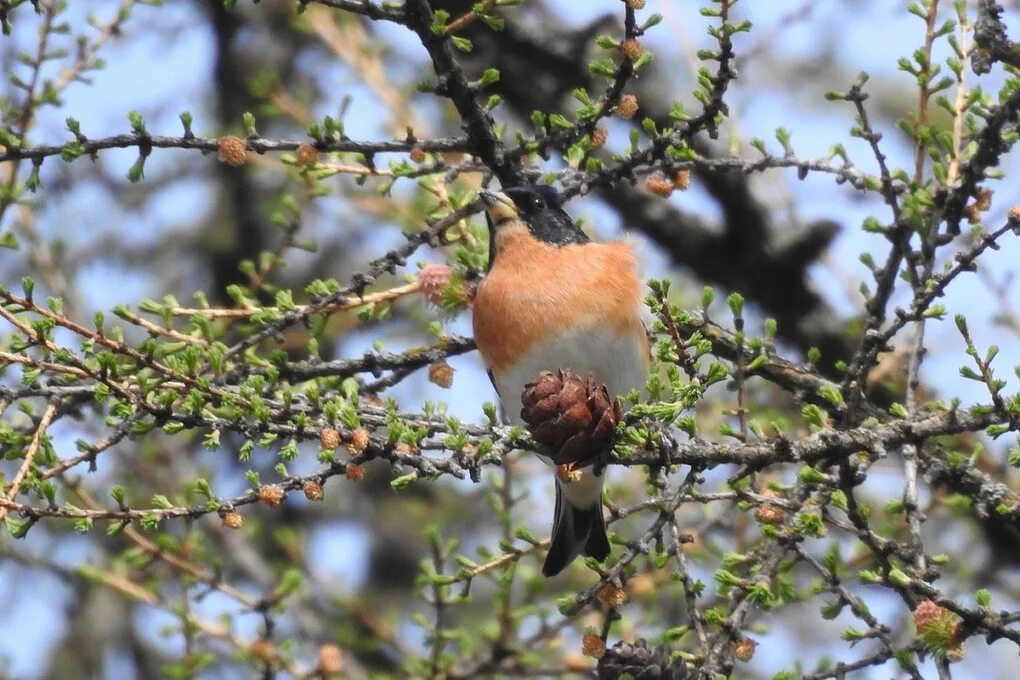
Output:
[[0, 132, 473, 164], [0, 403, 56, 524], [404, 0, 520, 186]]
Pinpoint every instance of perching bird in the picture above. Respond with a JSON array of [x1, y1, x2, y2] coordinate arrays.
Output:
[[472, 185, 650, 576]]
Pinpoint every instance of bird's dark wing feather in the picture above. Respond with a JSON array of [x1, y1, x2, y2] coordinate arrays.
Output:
[[487, 369, 511, 425]]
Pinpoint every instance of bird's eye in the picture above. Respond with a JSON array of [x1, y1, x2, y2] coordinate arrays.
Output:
[[531, 196, 545, 210]]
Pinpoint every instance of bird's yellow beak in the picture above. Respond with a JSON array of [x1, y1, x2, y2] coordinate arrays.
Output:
[[479, 190, 519, 224]]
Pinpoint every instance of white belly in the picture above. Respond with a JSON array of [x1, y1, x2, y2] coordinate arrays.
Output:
[[492, 322, 647, 508], [492, 322, 647, 427]]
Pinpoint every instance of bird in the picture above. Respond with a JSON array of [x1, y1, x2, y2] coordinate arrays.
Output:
[[472, 185, 650, 577]]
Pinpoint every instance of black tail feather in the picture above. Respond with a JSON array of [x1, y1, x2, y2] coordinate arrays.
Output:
[[542, 484, 609, 577], [584, 502, 611, 561]]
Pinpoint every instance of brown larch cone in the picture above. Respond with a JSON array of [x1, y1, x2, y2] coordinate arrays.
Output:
[[520, 369, 622, 466]]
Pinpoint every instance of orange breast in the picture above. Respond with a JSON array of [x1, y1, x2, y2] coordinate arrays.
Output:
[[472, 226, 646, 374]]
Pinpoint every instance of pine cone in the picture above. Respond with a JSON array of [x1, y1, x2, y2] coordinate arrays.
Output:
[[520, 369, 622, 466], [597, 639, 692, 680]]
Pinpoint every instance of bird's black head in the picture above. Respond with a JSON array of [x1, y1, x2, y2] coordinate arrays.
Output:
[[480, 185, 589, 268]]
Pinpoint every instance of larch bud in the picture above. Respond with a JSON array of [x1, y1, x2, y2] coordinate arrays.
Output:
[[733, 637, 757, 662], [318, 643, 344, 674], [673, 169, 692, 190], [1008, 205, 1020, 228], [394, 441, 414, 455], [222, 511, 244, 529], [419, 263, 454, 306], [597, 584, 628, 608], [914, 599, 964, 660], [755, 504, 784, 525], [626, 0, 646, 8], [645, 172, 674, 197], [428, 361, 455, 388], [974, 187, 992, 211], [257, 485, 284, 507], [620, 39, 644, 62], [615, 94, 638, 119], [409, 146, 427, 164], [295, 144, 319, 166], [217, 135, 248, 167], [590, 127, 608, 150], [581, 633, 606, 659], [347, 428, 370, 455], [320, 428, 341, 450], [914, 599, 941, 628], [755, 490, 785, 525], [345, 464, 365, 481], [249, 638, 277, 664], [303, 481, 324, 501], [968, 188, 993, 224]]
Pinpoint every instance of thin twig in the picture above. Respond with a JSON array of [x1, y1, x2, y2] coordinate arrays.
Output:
[[0, 403, 57, 524]]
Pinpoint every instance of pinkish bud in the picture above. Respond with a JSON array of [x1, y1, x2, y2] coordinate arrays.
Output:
[[419, 264, 454, 306]]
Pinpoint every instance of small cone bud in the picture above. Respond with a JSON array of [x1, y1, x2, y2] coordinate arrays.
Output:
[[673, 169, 691, 190], [217, 136, 248, 167], [419, 263, 454, 306], [914, 599, 964, 660], [645, 172, 674, 197], [733, 637, 756, 662], [345, 464, 365, 481], [257, 485, 284, 507], [597, 584, 628, 608], [222, 511, 244, 529], [428, 362, 455, 388], [620, 39, 644, 61], [755, 490, 785, 525], [409, 146, 426, 163], [1007, 205, 1020, 228], [914, 599, 941, 628], [249, 638, 277, 663], [755, 504, 784, 525], [348, 428, 370, 455], [615, 94, 638, 120], [590, 127, 608, 150], [974, 188, 992, 211], [582, 633, 606, 659], [295, 144, 319, 166], [317, 643, 344, 674], [303, 481, 324, 501], [320, 428, 341, 450]]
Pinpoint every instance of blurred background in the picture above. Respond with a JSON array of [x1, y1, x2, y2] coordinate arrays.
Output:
[[2, 1, 1020, 678]]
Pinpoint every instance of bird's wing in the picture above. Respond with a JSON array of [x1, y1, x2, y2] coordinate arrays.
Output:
[[486, 368, 512, 425]]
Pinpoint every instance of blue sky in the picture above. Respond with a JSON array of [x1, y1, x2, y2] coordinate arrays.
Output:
[[3, 1, 1020, 678]]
